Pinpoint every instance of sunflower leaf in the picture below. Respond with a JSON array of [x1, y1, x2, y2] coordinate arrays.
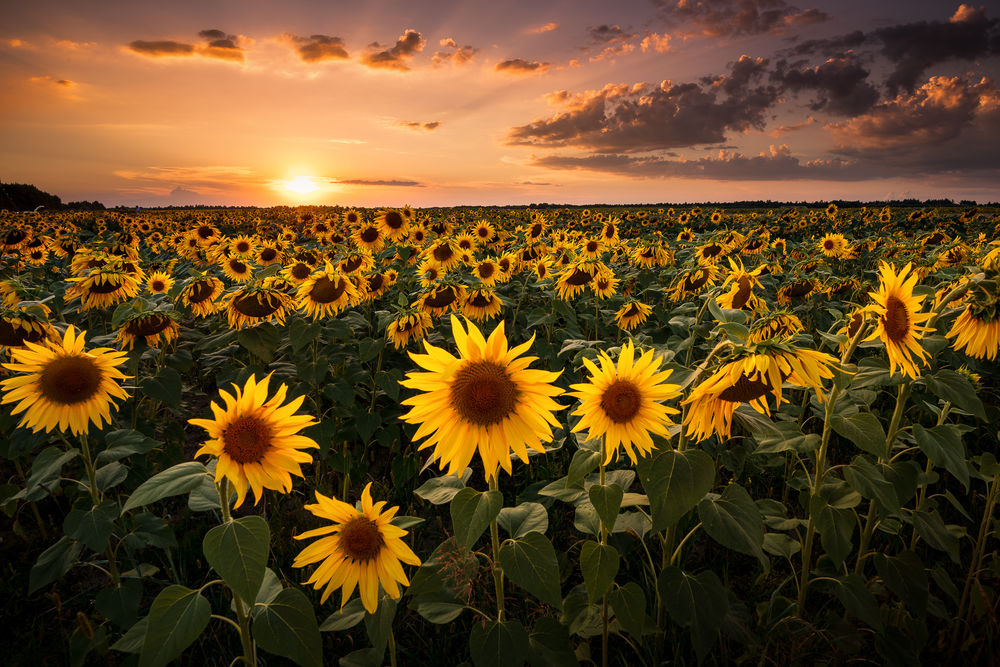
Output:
[[923, 369, 987, 420], [697, 483, 768, 569], [140, 367, 183, 409], [139, 585, 210, 667], [637, 448, 715, 532], [29, 536, 82, 593], [588, 483, 623, 533], [64, 499, 118, 553], [497, 502, 549, 538], [913, 424, 970, 491], [658, 566, 729, 661], [469, 619, 531, 667], [498, 532, 563, 610], [121, 462, 210, 515], [450, 488, 502, 549], [830, 412, 888, 459], [253, 588, 322, 667], [203, 516, 269, 604], [580, 540, 619, 603]]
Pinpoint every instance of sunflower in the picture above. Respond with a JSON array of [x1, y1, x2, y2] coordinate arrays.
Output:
[[229, 235, 257, 258], [189, 374, 318, 508], [614, 300, 653, 331], [352, 224, 384, 253], [293, 483, 421, 613], [256, 243, 282, 266], [339, 251, 375, 276], [296, 263, 360, 320], [472, 258, 502, 287], [716, 258, 764, 311], [864, 262, 935, 379], [386, 311, 433, 349], [580, 238, 604, 259], [556, 260, 603, 300], [776, 278, 817, 305], [400, 316, 565, 480], [225, 286, 295, 329], [569, 341, 680, 464], [947, 306, 1000, 361], [683, 343, 838, 442], [667, 266, 719, 302], [116, 312, 180, 350], [748, 311, 803, 343], [377, 209, 410, 242], [591, 271, 618, 299], [0, 310, 55, 349], [146, 271, 174, 295], [417, 283, 467, 317], [455, 233, 477, 253], [462, 287, 503, 321], [819, 233, 848, 258], [473, 221, 495, 244], [282, 260, 316, 284], [417, 259, 448, 287], [695, 240, 729, 266], [343, 209, 363, 227], [0, 325, 129, 435], [423, 239, 461, 270], [222, 256, 254, 283], [534, 257, 554, 281], [181, 277, 225, 317], [65, 268, 141, 311]]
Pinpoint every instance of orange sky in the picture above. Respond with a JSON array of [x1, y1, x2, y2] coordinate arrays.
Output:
[[2, 1, 998, 206]]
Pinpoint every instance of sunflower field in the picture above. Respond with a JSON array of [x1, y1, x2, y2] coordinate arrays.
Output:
[[1, 203, 999, 666]]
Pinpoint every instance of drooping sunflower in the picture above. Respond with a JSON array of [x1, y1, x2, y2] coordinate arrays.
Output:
[[339, 251, 375, 276], [116, 312, 180, 350], [614, 300, 653, 331], [864, 262, 935, 379], [947, 305, 1000, 361], [417, 283, 467, 317], [224, 285, 296, 329], [462, 287, 503, 321], [683, 343, 838, 442], [748, 311, 803, 343], [716, 258, 764, 311], [569, 341, 680, 465], [352, 224, 385, 253], [65, 268, 141, 311], [667, 266, 719, 302], [189, 374, 319, 508], [296, 262, 360, 320], [386, 310, 433, 349], [0, 309, 55, 349], [221, 256, 254, 283], [181, 276, 225, 317], [0, 325, 130, 435], [293, 483, 421, 613], [400, 316, 565, 481], [556, 260, 601, 300], [776, 278, 818, 305]]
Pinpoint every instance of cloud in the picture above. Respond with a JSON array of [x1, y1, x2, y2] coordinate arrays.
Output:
[[495, 58, 550, 74], [283, 34, 349, 63], [328, 138, 367, 144], [588, 25, 637, 44], [29, 76, 75, 87], [652, 0, 830, 38], [508, 57, 778, 152], [640, 33, 672, 53], [336, 178, 424, 186], [527, 23, 559, 35], [433, 38, 478, 66], [396, 120, 442, 131], [768, 116, 818, 136], [114, 165, 260, 193], [771, 52, 880, 115], [528, 144, 863, 180], [126, 29, 246, 62], [360, 29, 425, 71]]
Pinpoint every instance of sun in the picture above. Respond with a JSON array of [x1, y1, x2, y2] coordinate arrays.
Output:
[[285, 176, 319, 194]]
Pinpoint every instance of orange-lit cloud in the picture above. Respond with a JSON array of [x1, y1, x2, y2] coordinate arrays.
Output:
[[396, 120, 442, 131], [495, 58, 549, 74], [282, 33, 349, 62], [433, 38, 478, 66], [640, 33, 671, 53], [336, 178, 424, 187], [527, 22, 559, 35], [29, 75, 76, 87], [360, 29, 424, 71], [126, 29, 246, 62]]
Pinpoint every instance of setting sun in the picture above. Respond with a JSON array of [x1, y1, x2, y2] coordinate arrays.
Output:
[[284, 176, 319, 194]]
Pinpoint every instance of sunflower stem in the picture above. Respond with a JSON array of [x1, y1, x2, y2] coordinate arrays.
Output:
[[488, 475, 505, 622], [14, 458, 48, 540], [953, 472, 1000, 649], [216, 478, 255, 664], [599, 450, 609, 667], [79, 432, 101, 506], [388, 628, 398, 667], [218, 477, 233, 523]]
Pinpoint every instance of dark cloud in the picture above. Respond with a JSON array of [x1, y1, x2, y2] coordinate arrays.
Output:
[[285, 34, 349, 63], [588, 25, 637, 44], [127, 40, 195, 58], [198, 29, 228, 41], [652, 0, 830, 38], [432, 38, 478, 66], [507, 56, 777, 152], [360, 29, 425, 71], [771, 52, 880, 115], [397, 120, 442, 131], [495, 58, 550, 74], [337, 178, 423, 187], [783, 30, 868, 58]]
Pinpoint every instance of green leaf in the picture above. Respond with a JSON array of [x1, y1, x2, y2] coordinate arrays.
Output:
[[588, 483, 623, 533], [497, 502, 549, 538], [64, 500, 118, 552], [832, 573, 883, 630], [911, 509, 960, 563], [111, 616, 147, 654], [637, 448, 715, 532], [354, 412, 381, 443], [96, 579, 143, 629], [288, 318, 321, 354], [566, 448, 601, 487], [527, 617, 576, 667], [253, 588, 322, 667], [924, 369, 987, 420], [874, 550, 928, 616], [412, 599, 465, 624], [96, 462, 128, 491], [753, 420, 820, 454], [658, 566, 729, 661], [580, 541, 619, 603], [320, 597, 366, 631], [498, 532, 563, 609], [140, 367, 183, 409], [359, 337, 385, 363], [139, 585, 211, 667], [450, 487, 502, 548], [363, 595, 397, 655], [15, 446, 78, 502], [809, 494, 855, 568], [762, 532, 801, 559], [237, 323, 281, 363], [830, 412, 888, 459], [97, 429, 160, 464], [122, 462, 210, 514], [29, 536, 82, 593], [913, 424, 970, 491], [255, 568, 283, 605], [609, 582, 648, 637], [844, 456, 900, 513], [469, 619, 530, 667], [203, 516, 270, 604], [697, 484, 767, 567]]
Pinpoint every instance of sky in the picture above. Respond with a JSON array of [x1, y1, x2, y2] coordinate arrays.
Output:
[[1, 0, 999, 207]]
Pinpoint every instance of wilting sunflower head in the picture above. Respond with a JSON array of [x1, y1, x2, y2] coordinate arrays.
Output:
[[0, 325, 130, 435], [0, 309, 55, 349], [296, 263, 360, 320], [462, 287, 503, 322], [569, 340, 680, 465], [293, 482, 421, 613], [189, 373, 319, 508], [116, 312, 180, 350], [181, 276, 225, 317], [225, 286, 295, 329], [614, 300, 653, 332], [400, 315, 565, 481], [863, 262, 935, 379], [387, 310, 433, 349], [947, 302, 1000, 361]]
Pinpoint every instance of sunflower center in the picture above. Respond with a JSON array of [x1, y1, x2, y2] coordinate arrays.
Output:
[[360, 228, 379, 243], [342, 256, 364, 273], [339, 516, 384, 561], [786, 281, 813, 298], [469, 294, 492, 308], [368, 274, 385, 291], [718, 373, 771, 403], [89, 278, 123, 294], [732, 276, 752, 309], [600, 379, 641, 423], [188, 280, 216, 303], [450, 360, 518, 426], [260, 248, 277, 262], [424, 287, 458, 309], [151, 279, 166, 292], [39, 355, 102, 405], [823, 239, 835, 250], [477, 263, 495, 279], [310, 276, 347, 304], [566, 269, 593, 286], [586, 241, 599, 253], [0, 320, 44, 347], [883, 295, 910, 342], [383, 211, 404, 229], [236, 241, 251, 253], [432, 244, 454, 263], [125, 315, 171, 337], [234, 293, 280, 317], [291, 263, 311, 280], [683, 271, 709, 291], [222, 415, 271, 464], [229, 259, 248, 274]]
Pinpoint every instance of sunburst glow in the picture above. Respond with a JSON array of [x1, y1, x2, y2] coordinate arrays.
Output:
[[284, 176, 320, 194]]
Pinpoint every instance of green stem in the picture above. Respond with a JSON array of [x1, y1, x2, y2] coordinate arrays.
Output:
[[388, 628, 398, 667], [953, 472, 1000, 649], [488, 475, 505, 621], [79, 432, 100, 506], [14, 458, 48, 540], [599, 448, 608, 667], [217, 478, 256, 665], [908, 400, 948, 551]]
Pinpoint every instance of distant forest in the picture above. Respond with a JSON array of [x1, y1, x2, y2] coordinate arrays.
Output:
[[0, 182, 105, 212]]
